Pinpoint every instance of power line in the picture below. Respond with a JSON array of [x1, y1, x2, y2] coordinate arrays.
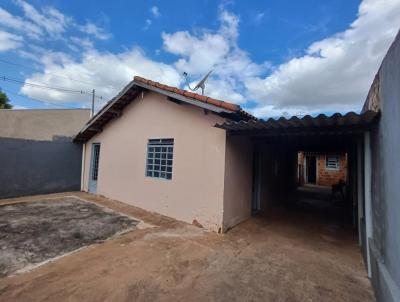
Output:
[[0, 57, 116, 89], [0, 75, 104, 100], [1, 88, 82, 109]]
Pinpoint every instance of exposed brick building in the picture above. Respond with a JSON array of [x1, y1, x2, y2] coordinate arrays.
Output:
[[298, 152, 347, 187]]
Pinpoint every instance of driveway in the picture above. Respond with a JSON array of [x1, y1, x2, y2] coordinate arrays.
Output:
[[0, 192, 374, 302]]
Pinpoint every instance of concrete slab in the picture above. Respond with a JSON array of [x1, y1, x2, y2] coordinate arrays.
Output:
[[0, 196, 138, 277]]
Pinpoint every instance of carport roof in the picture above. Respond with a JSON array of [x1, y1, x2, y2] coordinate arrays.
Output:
[[215, 110, 379, 136]]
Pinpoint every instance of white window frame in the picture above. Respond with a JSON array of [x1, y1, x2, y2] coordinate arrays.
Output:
[[145, 138, 174, 180], [325, 155, 340, 170]]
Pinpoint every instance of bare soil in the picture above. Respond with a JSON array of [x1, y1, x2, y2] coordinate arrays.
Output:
[[0, 192, 374, 302]]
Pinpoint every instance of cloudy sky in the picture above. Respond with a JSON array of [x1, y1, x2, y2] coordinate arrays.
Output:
[[0, 0, 399, 117]]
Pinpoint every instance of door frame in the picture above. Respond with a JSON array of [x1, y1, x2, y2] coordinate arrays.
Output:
[[305, 155, 317, 184], [88, 143, 101, 193]]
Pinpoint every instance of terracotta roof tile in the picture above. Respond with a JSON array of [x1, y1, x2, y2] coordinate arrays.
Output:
[[134, 76, 244, 113]]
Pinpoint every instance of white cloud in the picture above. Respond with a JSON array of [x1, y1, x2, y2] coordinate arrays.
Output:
[[15, 0, 69, 37], [20, 48, 181, 109], [70, 36, 94, 50], [150, 6, 160, 18], [0, 7, 43, 39], [77, 21, 111, 40], [254, 12, 265, 25], [143, 19, 152, 30], [247, 0, 400, 116], [0, 30, 23, 51], [162, 8, 268, 104]]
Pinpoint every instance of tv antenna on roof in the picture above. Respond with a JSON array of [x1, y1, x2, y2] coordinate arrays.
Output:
[[183, 70, 212, 95]]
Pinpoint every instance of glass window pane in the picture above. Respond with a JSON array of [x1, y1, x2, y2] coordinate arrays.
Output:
[[147, 139, 174, 180]]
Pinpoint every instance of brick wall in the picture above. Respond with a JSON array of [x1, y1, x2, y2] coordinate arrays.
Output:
[[317, 154, 347, 186]]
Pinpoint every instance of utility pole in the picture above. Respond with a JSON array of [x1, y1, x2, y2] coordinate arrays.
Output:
[[91, 89, 95, 117]]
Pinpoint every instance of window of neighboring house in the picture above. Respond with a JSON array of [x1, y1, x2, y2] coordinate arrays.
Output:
[[326, 155, 340, 170], [146, 138, 174, 180]]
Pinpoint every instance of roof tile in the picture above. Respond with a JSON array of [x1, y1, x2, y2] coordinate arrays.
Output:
[[134, 75, 243, 113]]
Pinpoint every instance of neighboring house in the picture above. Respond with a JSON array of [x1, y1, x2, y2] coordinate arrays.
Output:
[[0, 109, 90, 198], [298, 151, 347, 186]]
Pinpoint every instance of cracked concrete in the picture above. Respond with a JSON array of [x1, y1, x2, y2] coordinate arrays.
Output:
[[0, 196, 138, 277]]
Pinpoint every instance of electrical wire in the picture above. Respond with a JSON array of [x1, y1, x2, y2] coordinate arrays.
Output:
[[0, 75, 104, 100], [0, 58, 116, 89], [1, 88, 83, 109]]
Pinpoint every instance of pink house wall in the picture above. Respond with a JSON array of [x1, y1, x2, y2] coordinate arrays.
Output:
[[82, 92, 252, 232], [222, 135, 253, 231]]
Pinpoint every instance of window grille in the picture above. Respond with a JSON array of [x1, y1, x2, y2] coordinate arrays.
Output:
[[146, 138, 174, 180]]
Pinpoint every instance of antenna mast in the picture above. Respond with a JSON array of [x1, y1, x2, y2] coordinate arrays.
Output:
[[183, 70, 212, 95]]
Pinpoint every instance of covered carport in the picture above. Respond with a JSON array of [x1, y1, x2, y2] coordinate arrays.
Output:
[[217, 110, 379, 276]]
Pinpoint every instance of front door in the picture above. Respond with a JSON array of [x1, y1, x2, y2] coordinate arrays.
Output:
[[306, 156, 317, 184], [88, 143, 101, 193]]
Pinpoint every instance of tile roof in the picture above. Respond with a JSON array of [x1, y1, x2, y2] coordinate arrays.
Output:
[[74, 76, 255, 142], [134, 76, 242, 112]]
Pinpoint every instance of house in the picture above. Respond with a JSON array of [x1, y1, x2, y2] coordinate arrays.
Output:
[[298, 151, 347, 186], [74, 74, 377, 233], [75, 31, 400, 302], [0, 109, 90, 198], [75, 77, 255, 232]]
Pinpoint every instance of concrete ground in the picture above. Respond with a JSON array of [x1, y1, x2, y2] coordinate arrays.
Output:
[[0, 196, 138, 277], [0, 192, 374, 302]]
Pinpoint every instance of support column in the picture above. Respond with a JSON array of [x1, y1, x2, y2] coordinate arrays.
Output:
[[357, 139, 364, 246], [364, 131, 373, 277]]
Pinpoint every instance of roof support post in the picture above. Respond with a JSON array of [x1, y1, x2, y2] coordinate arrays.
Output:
[[364, 131, 373, 278], [357, 138, 364, 247]]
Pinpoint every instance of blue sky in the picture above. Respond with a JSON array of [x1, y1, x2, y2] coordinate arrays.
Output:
[[0, 0, 399, 117]]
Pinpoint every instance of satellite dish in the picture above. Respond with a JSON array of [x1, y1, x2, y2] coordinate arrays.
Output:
[[183, 70, 212, 95]]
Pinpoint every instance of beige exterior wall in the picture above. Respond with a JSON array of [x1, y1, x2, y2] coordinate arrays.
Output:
[[222, 136, 253, 231], [0, 109, 90, 141], [82, 92, 229, 232]]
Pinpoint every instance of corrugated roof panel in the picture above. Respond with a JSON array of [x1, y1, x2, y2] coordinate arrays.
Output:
[[216, 110, 379, 134]]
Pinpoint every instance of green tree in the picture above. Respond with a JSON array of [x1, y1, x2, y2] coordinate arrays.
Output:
[[0, 90, 12, 109]]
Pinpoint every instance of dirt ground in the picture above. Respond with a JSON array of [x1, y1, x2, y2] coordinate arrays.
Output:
[[0, 196, 138, 277], [0, 192, 374, 302]]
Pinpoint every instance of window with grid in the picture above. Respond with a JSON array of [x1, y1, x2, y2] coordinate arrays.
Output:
[[326, 155, 339, 170], [146, 138, 174, 180]]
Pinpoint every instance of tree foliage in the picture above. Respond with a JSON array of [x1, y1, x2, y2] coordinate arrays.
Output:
[[0, 90, 12, 109]]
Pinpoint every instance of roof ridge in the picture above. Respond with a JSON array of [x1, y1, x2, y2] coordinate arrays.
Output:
[[133, 75, 245, 113]]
